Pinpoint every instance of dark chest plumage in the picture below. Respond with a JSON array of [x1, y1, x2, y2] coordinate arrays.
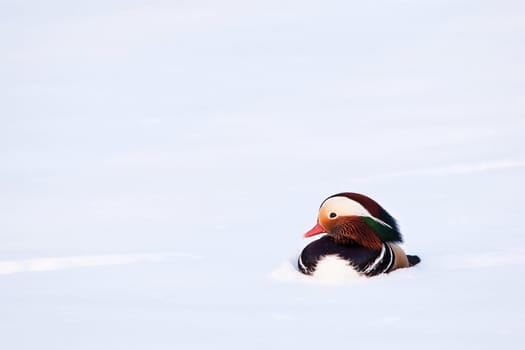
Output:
[[298, 236, 395, 277]]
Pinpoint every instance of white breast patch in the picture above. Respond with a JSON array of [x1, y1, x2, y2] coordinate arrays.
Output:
[[311, 255, 364, 284]]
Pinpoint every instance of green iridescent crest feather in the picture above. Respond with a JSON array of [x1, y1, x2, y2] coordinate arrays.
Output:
[[362, 217, 403, 243]]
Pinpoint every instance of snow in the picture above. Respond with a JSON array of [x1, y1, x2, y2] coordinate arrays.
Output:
[[0, 252, 202, 275], [1, 0, 525, 349]]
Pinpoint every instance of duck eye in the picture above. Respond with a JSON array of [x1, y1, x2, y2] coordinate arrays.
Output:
[[329, 212, 337, 219]]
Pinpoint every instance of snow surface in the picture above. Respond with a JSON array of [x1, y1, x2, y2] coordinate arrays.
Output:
[[2, 0, 525, 349]]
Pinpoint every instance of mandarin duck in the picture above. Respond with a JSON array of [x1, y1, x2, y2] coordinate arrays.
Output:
[[299, 192, 420, 277]]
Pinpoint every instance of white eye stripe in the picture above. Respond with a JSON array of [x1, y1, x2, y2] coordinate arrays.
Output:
[[320, 196, 393, 228], [320, 197, 372, 217]]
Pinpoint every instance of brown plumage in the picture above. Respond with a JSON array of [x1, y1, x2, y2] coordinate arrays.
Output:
[[329, 216, 383, 250]]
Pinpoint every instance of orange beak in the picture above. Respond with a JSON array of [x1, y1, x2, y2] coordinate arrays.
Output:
[[304, 222, 326, 238]]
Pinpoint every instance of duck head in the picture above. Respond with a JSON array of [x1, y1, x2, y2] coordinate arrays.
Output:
[[304, 192, 403, 250]]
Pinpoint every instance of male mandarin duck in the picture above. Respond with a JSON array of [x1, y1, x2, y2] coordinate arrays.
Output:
[[299, 192, 420, 277]]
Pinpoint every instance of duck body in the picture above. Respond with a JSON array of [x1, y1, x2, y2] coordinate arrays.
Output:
[[298, 192, 420, 278], [299, 236, 397, 277]]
